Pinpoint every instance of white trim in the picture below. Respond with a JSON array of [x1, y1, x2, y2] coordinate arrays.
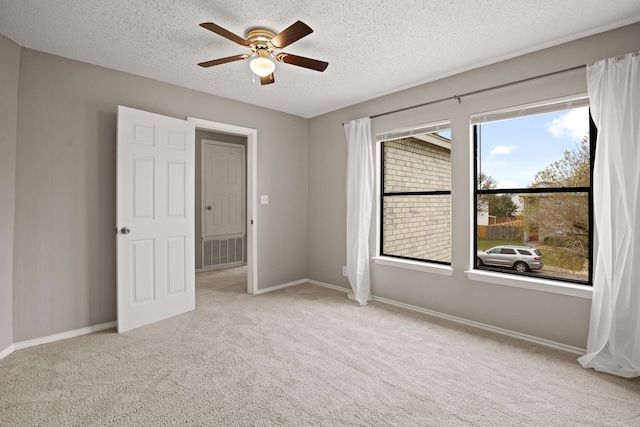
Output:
[[0, 344, 15, 360], [371, 295, 586, 355], [308, 279, 350, 293], [4, 278, 585, 358], [13, 321, 117, 350], [196, 262, 246, 273], [468, 93, 594, 301], [466, 270, 593, 299], [306, 279, 585, 355], [374, 140, 382, 257], [376, 120, 451, 142], [470, 93, 589, 124], [373, 256, 454, 276], [374, 120, 454, 271], [187, 117, 258, 295], [254, 278, 351, 295], [253, 279, 308, 295], [309, 280, 375, 304]]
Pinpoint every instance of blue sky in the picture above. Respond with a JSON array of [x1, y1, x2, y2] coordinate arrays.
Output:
[[477, 107, 590, 188]]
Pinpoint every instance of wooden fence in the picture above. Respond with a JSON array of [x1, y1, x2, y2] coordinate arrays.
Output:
[[477, 225, 521, 240]]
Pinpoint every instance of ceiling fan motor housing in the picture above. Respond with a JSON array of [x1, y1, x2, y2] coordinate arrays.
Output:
[[246, 28, 277, 53]]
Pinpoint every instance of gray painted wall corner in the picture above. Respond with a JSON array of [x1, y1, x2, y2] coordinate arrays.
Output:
[[11, 49, 309, 341], [307, 22, 640, 349]]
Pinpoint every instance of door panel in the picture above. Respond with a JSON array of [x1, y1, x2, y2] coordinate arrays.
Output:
[[132, 239, 155, 303], [203, 141, 245, 237], [132, 157, 155, 218], [167, 160, 186, 217], [166, 236, 186, 295], [117, 106, 195, 333], [228, 194, 238, 226]]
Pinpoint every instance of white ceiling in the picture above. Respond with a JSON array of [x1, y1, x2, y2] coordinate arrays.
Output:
[[2, 1, 640, 118]]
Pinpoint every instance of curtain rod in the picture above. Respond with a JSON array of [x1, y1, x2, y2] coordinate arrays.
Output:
[[342, 64, 586, 125]]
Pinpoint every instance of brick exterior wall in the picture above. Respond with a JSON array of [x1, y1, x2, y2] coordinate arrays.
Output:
[[383, 137, 451, 262]]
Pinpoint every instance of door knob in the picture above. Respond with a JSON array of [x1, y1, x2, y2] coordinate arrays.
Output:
[[206, 206, 212, 211], [120, 227, 131, 234]]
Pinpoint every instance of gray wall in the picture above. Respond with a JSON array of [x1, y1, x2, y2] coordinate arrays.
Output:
[[194, 129, 246, 270], [6, 22, 640, 350], [13, 49, 309, 341], [0, 35, 20, 352], [308, 22, 640, 350]]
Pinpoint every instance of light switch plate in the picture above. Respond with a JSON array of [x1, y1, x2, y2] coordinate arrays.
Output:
[[261, 195, 269, 205]]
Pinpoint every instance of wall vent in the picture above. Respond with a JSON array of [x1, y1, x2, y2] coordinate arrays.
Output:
[[202, 235, 246, 269]]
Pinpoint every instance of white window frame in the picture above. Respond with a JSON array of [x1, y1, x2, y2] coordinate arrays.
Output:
[[372, 120, 454, 277], [465, 94, 593, 299]]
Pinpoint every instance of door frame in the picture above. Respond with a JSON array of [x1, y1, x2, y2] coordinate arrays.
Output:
[[188, 117, 257, 295]]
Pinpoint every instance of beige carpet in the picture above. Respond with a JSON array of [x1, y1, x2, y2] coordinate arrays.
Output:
[[1, 266, 639, 426]]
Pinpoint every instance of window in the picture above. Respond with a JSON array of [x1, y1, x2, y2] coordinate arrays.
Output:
[[380, 122, 451, 264], [473, 96, 594, 284]]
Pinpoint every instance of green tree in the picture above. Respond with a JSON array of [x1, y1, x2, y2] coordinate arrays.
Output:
[[532, 136, 590, 188], [524, 136, 590, 264], [477, 172, 496, 214], [478, 172, 496, 191], [477, 173, 517, 219], [491, 194, 518, 219]]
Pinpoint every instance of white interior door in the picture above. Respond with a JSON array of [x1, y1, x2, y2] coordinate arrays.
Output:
[[203, 141, 246, 237], [117, 106, 195, 333]]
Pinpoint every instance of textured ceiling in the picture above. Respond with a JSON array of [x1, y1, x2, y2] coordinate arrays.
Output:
[[2, 0, 640, 118]]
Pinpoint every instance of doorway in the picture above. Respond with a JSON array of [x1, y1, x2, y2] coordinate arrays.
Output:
[[198, 137, 246, 270], [188, 117, 258, 295]]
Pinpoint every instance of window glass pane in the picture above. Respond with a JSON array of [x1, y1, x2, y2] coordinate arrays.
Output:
[[384, 132, 451, 193], [476, 191, 589, 282], [383, 195, 451, 263], [477, 106, 590, 190]]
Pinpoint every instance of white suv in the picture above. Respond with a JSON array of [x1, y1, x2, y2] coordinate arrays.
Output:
[[476, 245, 544, 272]]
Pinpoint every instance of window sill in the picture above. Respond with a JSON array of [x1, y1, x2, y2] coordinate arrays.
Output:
[[465, 269, 593, 299], [372, 256, 454, 276]]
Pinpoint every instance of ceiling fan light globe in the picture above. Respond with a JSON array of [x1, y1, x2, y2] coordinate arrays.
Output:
[[250, 57, 275, 77]]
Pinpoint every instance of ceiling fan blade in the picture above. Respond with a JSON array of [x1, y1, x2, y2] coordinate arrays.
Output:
[[276, 53, 328, 72], [260, 73, 275, 85], [270, 21, 313, 49], [200, 22, 250, 47], [198, 54, 250, 68]]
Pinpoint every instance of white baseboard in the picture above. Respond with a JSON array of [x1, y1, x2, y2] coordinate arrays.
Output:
[[307, 279, 350, 293], [372, 295, 586, 355], [3, 281, 585, 358], [0, 344, 15, 361], [13, 321, 117, 351], [308, 279, 586, 356], [196, 262, 245, 273], [254, 279, 309, 295]]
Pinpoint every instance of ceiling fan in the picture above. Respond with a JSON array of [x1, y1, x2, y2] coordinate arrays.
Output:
[[198, 20, 329, 85]]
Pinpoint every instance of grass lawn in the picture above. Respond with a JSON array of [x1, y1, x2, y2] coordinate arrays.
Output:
[[538, 246, 586, 271]]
